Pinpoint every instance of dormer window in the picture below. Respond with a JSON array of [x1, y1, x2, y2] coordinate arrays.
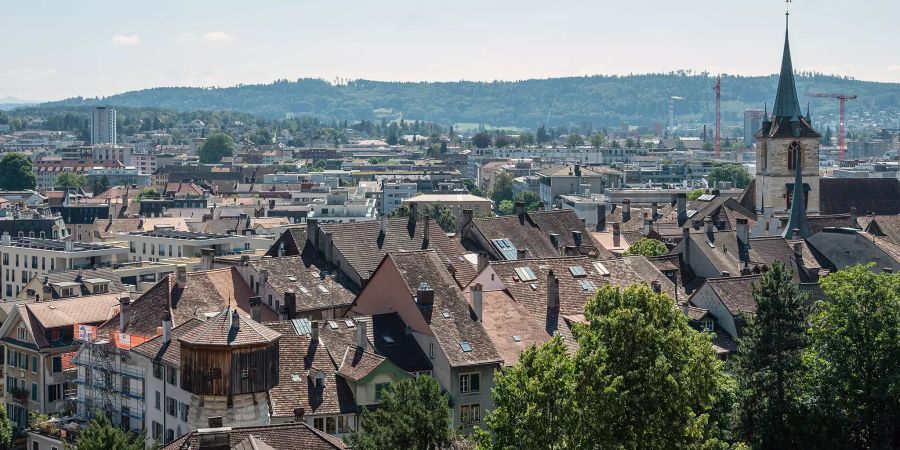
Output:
[[701, 319, 715, 332]]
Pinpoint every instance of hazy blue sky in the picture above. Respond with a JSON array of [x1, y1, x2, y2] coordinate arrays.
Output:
[[2, 0, 898, 101]]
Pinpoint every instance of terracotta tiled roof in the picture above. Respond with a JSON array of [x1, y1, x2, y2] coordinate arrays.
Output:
[[466, 209, 612, 260], [701, 275, 762, 315], [162, 422, 347, 450], [595, 256, 686, 301], [180, 309, 281, 347], [478, 290, 550, 366], [389, 251, 502, 367], [264, 320, 358, 418], [319, 218, 476, 287], [131, 319, 204, 367], [865, 215, 900, 244], [336, 346, 386, 382], [26, 293, 121, 329], [250, 255, 355, 313]]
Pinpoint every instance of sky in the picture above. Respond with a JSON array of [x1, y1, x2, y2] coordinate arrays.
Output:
[[2, 0, 898, 102]]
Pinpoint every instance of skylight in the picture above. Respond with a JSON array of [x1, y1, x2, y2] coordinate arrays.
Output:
[[327, 321, 339, 330], [344, 319, 355, 328], [592, 261, 610, 276], [512, 335, 522, 342], [490, 238, 519, 261], [707, 241, 716, 248], [382, 335, 395, 344], [441, 309, 451, 319], [460, 342, 473, 352], [568, 266, 587, 278], [514, 266, 537, 282], [318, 285, 330, 293], [299, 286, 309, 294], [578, 279, 597, 291], [697, 194, 716, 201], [686, 209, 698, 218], [288, 276, 297, 282]]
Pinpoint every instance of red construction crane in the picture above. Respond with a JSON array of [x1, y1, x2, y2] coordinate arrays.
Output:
[[809, 92, 857, 160], [713, 75, 721, 159]]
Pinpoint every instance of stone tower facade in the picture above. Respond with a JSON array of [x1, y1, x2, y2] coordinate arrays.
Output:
[[754, 14, 821, 214]]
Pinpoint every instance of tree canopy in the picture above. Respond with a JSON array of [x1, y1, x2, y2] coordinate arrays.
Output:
[[198, 132, 235, 164], [135, 188, 160, 202], [0, 153, 36, 190], [622, 238, 668, 257], [55, 171, 87, 189], [472, 132, 492, 149], [74, 414, 150, 450], [347, 375, 451, 450], [388, 203, 456, 233], [0, 407, 11, 450], [707, 163, 751, 189], [489, 172, 515, 208], [249, 128, 272, 145]]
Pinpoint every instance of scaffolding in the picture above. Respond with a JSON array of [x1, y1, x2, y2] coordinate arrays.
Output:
[[72, 331, 146, 430]]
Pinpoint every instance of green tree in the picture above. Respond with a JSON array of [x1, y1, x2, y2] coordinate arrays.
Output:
[[687, 188, 705, 201], [574, 284, 734, 448], [388, 203, 456, 233], [565, 133, 584, 148], [461, 178, 483, 197], [249, 128, 272, 145], [90, 175, 111, 194], [820, 126, 833, 146], [733, 261, 811, 449], [514, 191, 541, 211], [347, 376, 451, 450], [135, 188, 159, 202], [497, 200, 514, 216], [484, 335, 579, 449], [74, 414, 150, 450], [55, 171, 87, 189], [198, 132, 235, 164], [804, 265, 900, 449], [472, 133, 492, 149], [625, 137, 635, 148], [610, 140, 621, 149], [707, 163, 751, 189], [0, 153, 36, 190], [489, 172, 515, 207], [0, 406, 11, 450], [622, 238, 668, 257], [536, 125, 549, 144], [590, 132, 607, 148]]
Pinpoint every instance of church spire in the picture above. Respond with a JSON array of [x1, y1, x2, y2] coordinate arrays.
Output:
[[782, 148, 810, 239], [773, 12, 803, 121]]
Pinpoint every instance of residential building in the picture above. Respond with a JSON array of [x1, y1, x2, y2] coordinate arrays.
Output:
[[91, 107, 117, 145], [402, 194, 492, 224], [537, 164, 623, 206], [743, 109, 765, 145], [380, 181, 417, 215], [119, 230, 251, 263]]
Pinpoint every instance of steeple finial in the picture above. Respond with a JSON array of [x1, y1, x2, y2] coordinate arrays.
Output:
[[773, 4, 803, 121]]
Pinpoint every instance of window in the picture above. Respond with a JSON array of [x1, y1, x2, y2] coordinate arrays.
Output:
[[153, 363, 163, 379], [180, 402, 190, 422], [375, 382, 391, 401], [52, 356, 62, 373], [167, 367, 177, 385], [337, 415, 350, 434], [460, 403, 481, 425], [31, 256, 37, 269], [325, 416, 336, 434], [459, 373, 480, 394], [31, 356, 37, 374], [152, 422, 162, 441], [121, 376, 130, 395], [48, 384, 62, 402], [2, 254, 6, 265], [701, 319, 715, 332], [155, 391, 161, 410], [166, 396, 177, 417], [313, 417, 324, 431], [17, 326, 27, 341], [165, 429, 174, 444], [31, 383, 38, 401], [787, 142, 801, 171]]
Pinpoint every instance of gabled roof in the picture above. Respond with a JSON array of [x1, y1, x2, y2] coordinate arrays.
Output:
[[131, 319, 204, 367], [864, 215, 900, 244], [819, 178, 900, 215], [3, 294, 121, 349], [370, 313, 432, 374], [466, 209, 612, 260], [35, 267, 128, 299], [162, 422, 347, 450], [698, 275, 761, 316], [477, 289, 550, 366], [249, 255, 355, 313], [388, 251, 502, 367], [318, 218, 476, 287], [805, 228, 900, 272]]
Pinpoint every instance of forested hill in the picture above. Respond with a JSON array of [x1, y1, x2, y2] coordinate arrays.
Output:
[[46, 73, 900, 128]]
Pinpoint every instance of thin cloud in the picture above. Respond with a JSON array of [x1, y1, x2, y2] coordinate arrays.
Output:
[[111, 34, 140, 47], [202, 31, 234, 43]]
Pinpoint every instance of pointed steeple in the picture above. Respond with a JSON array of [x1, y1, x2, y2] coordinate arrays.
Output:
[[782, 148, 810, 239], [773, 13, 803, 121]]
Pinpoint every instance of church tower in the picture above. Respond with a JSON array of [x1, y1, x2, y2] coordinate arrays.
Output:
[[754, 13, 821, 214]]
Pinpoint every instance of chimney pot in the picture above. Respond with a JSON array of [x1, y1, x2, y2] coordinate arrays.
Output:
[[119, 295, 132, 332]]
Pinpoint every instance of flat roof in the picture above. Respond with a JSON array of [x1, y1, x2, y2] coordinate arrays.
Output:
[[3, 237, 122, 252], [127, 230, 235, 240]]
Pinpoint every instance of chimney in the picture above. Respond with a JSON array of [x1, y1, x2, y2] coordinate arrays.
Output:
[[283, 290, 297, 320], [423, 215, 431, 245], [573, 164, 582, 178], [516, 247, 527, 260], [162, 312, 172, 344], [651, 202, 659, 220], [850, 207, 859, 229], [477, 251, 489, 273], [547, 270, 559, 309], [883, 268, 894, 274], [612, 222, 621, 248], [293, 408, 306, 422], [416, 283, 434, 305], [681, 227, 691, 267], [471, 283, 483, 322], [307, 218, 319, 250], [459, 209, 473, 232], [736, 218, 749, 249], [793, 241, 803, 259], [720, 271, 731, 277], [357, 320, 368, 348], [176, 265, 187, 284], [572, 230, 582, 248], [596, 204, 607, 231], [409, 202, 419, 222], [622, 199, 631, 222], [230, 309, 241, 333], [650, 280, 662, 294], [119, 295, 132, 332], [740, 261, 753, 276], [704, 217, 714, 234], [249, 296, 262, 322], [379, 213, 386, 235], [549, 233, 560, 250], [514, 201, 526, 216], [792, 228, 800, 240], [675, 193, 687, 225], [310, 320, 319, 342], [201, 247, 215, 270], [643, 218, 653, 235]]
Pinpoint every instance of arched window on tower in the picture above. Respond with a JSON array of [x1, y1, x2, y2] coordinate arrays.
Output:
[[787, 142, 801, 171]]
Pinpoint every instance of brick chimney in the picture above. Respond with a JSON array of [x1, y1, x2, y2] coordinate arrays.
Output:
[[118, 295, 131, 332], [249, 296, 262, 322], [547, 270, 559, 309], [675, 193, 687, 225], [471, 283, 483, 322], [622, 199, 631, 223], [283, 289, 297, 320], [596, 204, 606, 231], [357, 319, 367, 348]]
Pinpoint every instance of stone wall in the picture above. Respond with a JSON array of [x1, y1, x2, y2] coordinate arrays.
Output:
[[755, 136, 820, 213]]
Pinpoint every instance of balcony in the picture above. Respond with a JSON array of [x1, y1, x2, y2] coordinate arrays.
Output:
[[9, 387, 29, 404]]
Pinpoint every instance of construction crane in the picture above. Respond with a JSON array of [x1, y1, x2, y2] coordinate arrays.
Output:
[[809, 92, 857, 160], [713, 76, 721, 159], [668, 96, 684, 138]]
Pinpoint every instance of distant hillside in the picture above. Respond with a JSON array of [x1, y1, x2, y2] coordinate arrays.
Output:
[[46, 73, 900, 128]]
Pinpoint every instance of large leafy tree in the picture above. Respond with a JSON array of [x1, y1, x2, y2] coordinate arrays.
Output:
[[198, 132, 235, 164], [574, 284, 734, 448], [707, 163, 751, 189], [805, 265, 900, 449], [623, 238, 668, 257], [0, 153, 36, 190], [483, 335, 580, 449], [733, 261, 811, 449], [489, 172, 515, 207], [74, 414, 150, 450], [90, 175, 111, 194], [0, 406, 10, 450], [472, 133, 492, 149], [55, 171, 87, 189], [347, 375, 451, 450], [249, 128, 272, 145]]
